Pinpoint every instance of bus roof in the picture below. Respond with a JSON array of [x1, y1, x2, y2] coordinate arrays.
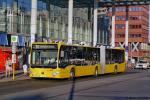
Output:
[[107, 47, 125, 50], [32, 42, 125, 50], [32, 42, 58, 45], [32, 42, 97, 48]]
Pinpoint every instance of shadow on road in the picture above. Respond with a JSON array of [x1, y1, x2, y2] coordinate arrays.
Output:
[[10, 94, 44, 100], [68, 79, 76, 100], [75, 95, 150, 100]]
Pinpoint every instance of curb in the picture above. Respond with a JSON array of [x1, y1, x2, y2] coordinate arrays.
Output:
[[0, 70, 24, 79]]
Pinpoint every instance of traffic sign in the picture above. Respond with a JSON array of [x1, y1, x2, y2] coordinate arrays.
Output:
[[12, 45, 17, 54], [12, 54, 16, 63], [11, 36, 18, 43]]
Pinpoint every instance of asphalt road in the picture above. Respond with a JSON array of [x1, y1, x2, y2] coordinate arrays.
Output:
[[0, 69, 150, 100]]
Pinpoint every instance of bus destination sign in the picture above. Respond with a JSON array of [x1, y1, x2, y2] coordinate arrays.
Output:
[[32, 44, 57, 49]]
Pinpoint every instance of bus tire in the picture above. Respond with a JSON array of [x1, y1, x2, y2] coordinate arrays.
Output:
[[70, 69, 75, 80], [94, 67, 98, 77], [114, 66, 118, 74]]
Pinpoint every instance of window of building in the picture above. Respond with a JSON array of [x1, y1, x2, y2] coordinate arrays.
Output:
[[129, 6, 142, 11], [129, 16, 141, 20], [116, 34, 125, 38], [129, 25, 141, 29], [129, 34, 141, 38], [116, 7, 125, 12], [109, 8, 112, 12], [116, 16, 125, 20], [116, 24, 125, 29]]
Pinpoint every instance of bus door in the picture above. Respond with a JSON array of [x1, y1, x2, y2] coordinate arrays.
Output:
[[75, 46, 89, 76], [113, 49, 125, 72], [100, 46, 105, 74]]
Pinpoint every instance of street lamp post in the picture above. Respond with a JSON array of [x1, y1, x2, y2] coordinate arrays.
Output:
[[31, 0, 37, 44], [125, 6, 129, 63], [111, 5, 115, 47], [93, 0, 98, 47], [68, 0, 73, 44]]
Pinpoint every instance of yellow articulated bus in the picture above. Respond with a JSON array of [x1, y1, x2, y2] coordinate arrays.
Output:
[[29, 42, 125, 79]]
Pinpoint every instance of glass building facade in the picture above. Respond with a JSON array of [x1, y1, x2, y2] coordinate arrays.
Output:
[[35, 0, 93, 45], [97, 15, 110, 45], [0, 0, 94, 46], [35, 0, 69, 42], [0, 0, 31, 34], [72, 5, 93, 44]]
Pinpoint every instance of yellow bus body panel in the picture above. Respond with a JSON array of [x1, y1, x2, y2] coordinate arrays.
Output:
[[30, 68, 61, 78], [75, 64, 100, 77], [105, 63, 126, 74], [30, 64, 100, 79], [105, 64, 115, 74], [117, 63, 126, 72]]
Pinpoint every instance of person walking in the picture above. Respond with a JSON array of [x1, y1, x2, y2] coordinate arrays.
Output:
[[23, 63, 28, 76], [131, 59, 135, 69], [5, 57, 12, 77]]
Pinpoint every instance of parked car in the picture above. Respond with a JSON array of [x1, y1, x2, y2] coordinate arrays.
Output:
[[135, 60, 150, 69]]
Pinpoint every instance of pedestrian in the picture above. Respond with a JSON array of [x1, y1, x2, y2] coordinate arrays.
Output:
[[23, 63, 28, 76], [128, 60, 132, 70], [5, 57, 12, 77], [131, 59, 135, 69]]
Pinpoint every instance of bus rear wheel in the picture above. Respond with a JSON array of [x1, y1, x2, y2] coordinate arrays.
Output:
[[70, 69, 75, 80]]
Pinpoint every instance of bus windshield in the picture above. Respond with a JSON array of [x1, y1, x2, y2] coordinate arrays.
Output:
[[31, 44, 58, 68]]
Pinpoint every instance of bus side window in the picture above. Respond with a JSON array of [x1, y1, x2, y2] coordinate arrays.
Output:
[[118, 50, 124, 63], [59, 46, 69, 67], [69, 46, 76, 65], [61, 51, 64, 58], [83, 47, 88, 65], [106, 49, 111, 64]]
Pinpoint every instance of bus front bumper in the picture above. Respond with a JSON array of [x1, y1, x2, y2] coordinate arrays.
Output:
[[29, 69, 67, 79]]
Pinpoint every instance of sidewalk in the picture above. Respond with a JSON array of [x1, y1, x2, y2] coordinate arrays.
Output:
[[0, 70, 30, 83]]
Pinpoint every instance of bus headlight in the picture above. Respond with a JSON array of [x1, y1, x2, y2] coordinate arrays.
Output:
[[52, 72, 60, 76]]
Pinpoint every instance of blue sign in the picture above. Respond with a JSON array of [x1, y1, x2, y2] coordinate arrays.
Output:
[[0, 33, 8, 45], [18, 36, 25, 46]]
